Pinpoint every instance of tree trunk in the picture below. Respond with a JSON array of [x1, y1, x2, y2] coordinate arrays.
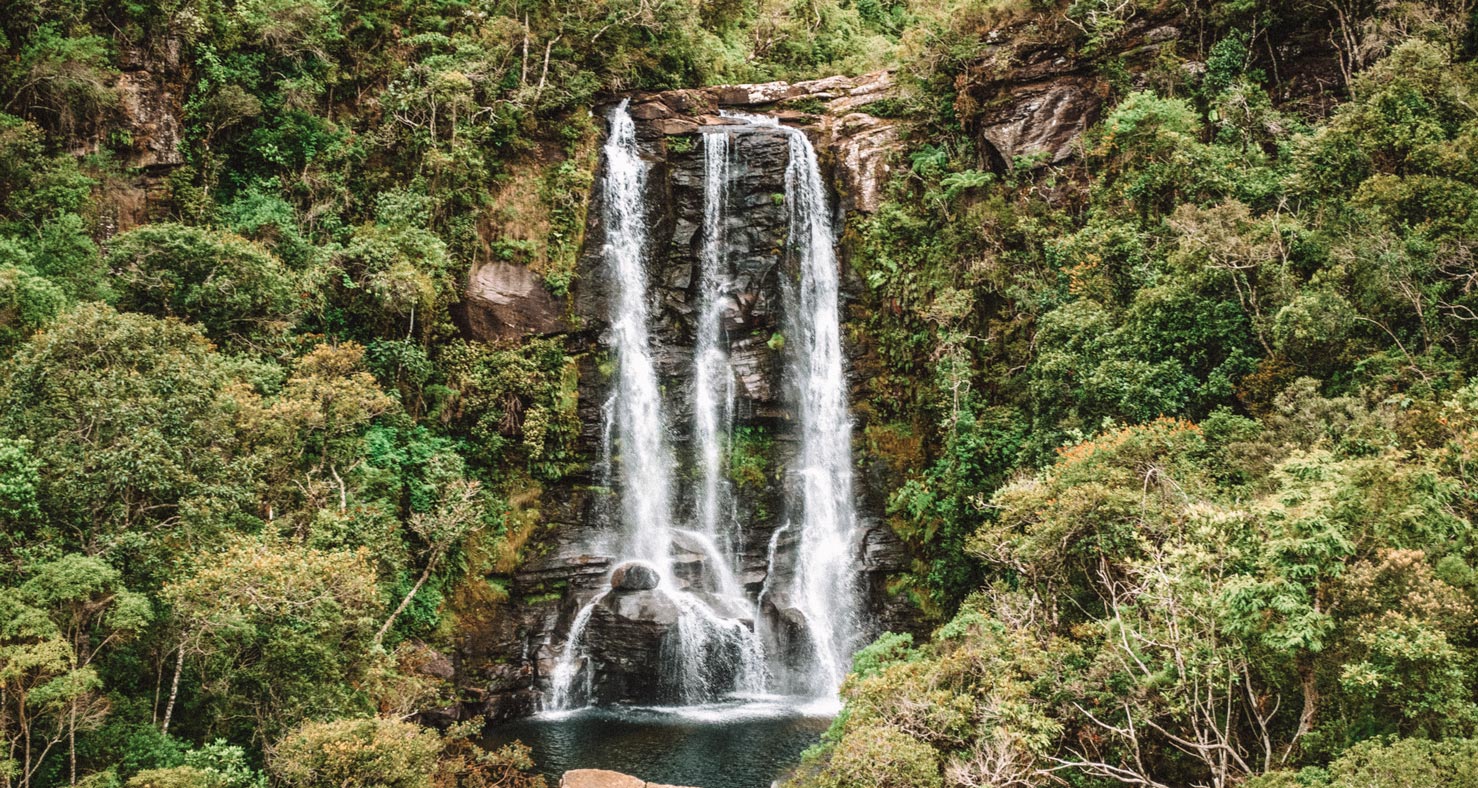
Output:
[[375, 559, 438, 648], [161, 644, 185, 734]]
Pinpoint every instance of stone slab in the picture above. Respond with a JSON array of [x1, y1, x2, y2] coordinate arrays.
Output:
[[560, 769, 699, 788]]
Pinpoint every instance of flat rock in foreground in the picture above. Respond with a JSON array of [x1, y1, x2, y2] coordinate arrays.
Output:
[[559, 768, 698, 788]]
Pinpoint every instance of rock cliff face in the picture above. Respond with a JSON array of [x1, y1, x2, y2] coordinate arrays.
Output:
[[113, 41, 187, 172], [89, 40, 190, 238], [953, 11, 1343, 174], [453, 72, 923, 718]]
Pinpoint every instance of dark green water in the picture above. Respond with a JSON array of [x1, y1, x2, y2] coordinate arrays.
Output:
[[483, 698, 835, 788]]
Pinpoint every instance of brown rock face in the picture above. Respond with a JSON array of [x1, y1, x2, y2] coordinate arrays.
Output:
[[825, 109, 902, 214], [978, 76, 1101, 168], [580, 591, 682, 703], [115, 47, 187, 171], [462, 261, 569, 339], [627, 70, 908, 215], [90, 41, 190, 235], [956, 27, 1111, 173]]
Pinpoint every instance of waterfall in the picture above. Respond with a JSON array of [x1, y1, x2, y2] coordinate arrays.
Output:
[[781, 125, 861, 697], [755, 523, 790, 615], [549, 103, 766, 711], [551, 103, 859, 711], [601, 100, 678, 574], [693, 129, 737, 566], [548, 591, 606, 710]]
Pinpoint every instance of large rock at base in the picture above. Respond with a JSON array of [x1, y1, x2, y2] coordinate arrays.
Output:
[[462, 261, 569, 340], [560, 770, 698, 788], [560, 770, 644, 788], [610, 561, 661, 591], [579, 590, 681, 703]]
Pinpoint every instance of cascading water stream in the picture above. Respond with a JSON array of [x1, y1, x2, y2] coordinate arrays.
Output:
[[549, 103, 767, 711], [690, 129, 747, 601], [602, 100, 678, 575], [781, 125, 861, 697], [548, 591, 607, 710], [550, 101, 676, 708], [720, 111, 862, 698]]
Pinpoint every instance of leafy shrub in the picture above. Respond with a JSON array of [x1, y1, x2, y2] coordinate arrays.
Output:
[[108, 223, 299, 349], [806, 725, 942, 788], [269, 718, 440, 788]]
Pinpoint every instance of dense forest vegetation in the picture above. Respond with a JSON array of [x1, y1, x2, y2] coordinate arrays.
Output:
[[2, 0, 1478, 786]]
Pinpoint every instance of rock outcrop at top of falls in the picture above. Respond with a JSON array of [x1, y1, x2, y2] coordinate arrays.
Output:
[[622, 71, 903, 215], [461, 72, 903, 348]]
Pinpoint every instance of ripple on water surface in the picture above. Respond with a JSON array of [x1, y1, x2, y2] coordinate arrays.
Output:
[[483, 697, 835, 788]]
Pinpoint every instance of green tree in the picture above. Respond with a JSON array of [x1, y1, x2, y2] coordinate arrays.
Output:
[[1, 556, 149, 788], [0, 305, 258, 588], [107, 224, 299, 351], [0, 261, 67, 350], [163, 539, 381, 744]]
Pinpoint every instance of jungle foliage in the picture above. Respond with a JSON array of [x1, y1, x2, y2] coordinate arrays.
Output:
[[796, 0, 1478, 786], [2, 0, 1478, 786]]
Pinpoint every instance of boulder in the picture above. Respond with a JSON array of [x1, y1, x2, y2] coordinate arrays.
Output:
[[560, 770, 698, 788], [610, 562, 661, 591], [462, 261, 569, 340], [560, 770, 644, 788], [580, 590, 681, 703], [398, 641, 456, 680], [977, 77, 1101, 169]]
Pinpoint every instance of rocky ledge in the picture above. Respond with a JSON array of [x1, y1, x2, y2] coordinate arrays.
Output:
[[624, 70, 903, 215]]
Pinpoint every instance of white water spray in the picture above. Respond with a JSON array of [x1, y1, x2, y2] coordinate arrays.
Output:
[[548, 591, 606, 710], [721, 111, 863, 697], [694, 129, 737, 560], [783, 124, 862, 697], [602, 100, 678, 574], [549, 103, 769, 711]]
